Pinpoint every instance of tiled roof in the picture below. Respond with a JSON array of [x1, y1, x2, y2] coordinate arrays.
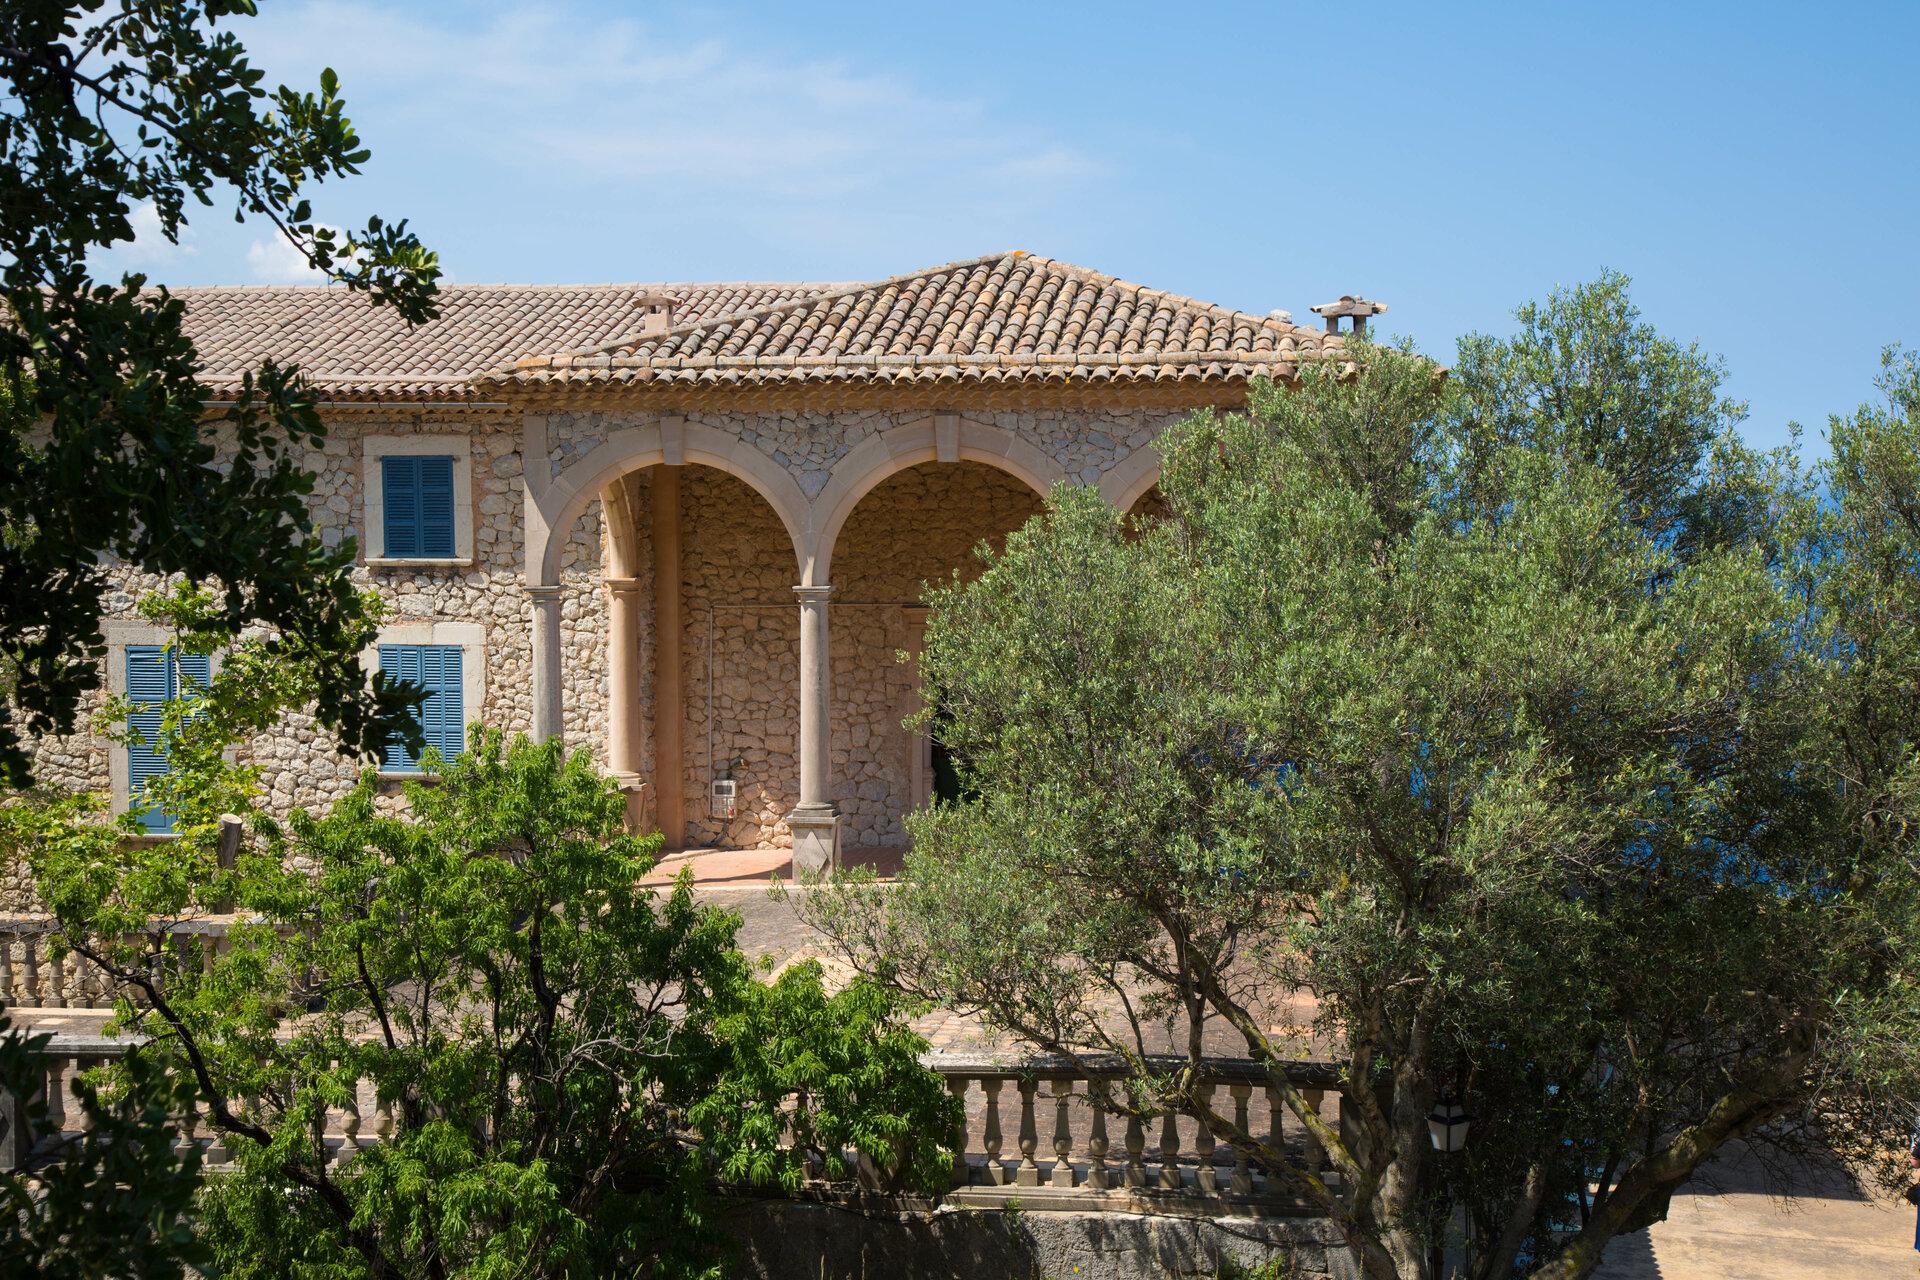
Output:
[[486, 253, 1346, 398], [176, 282, 833, 399]]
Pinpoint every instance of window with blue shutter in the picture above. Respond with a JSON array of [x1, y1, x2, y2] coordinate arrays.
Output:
[[381, 455, 457, 558], [126, 645, 211, 834], [379, 645, 465, 771]]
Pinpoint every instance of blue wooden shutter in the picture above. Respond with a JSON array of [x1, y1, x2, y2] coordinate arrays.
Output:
[[126, 647, 206, 833], [126, 647, 171, 831], [379, 645, 464, 771], [382, 455, 420, 558], [175, 649, 211, 695], [381, 455, 458, 558], [418, 456, 456, 557]]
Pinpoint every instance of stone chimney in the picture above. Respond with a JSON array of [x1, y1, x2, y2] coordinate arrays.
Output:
[[1309, 296, 1387, 335], [637, 292, 677, 336]]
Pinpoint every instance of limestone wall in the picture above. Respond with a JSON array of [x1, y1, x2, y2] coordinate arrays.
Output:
[[830, 462, 1046, 845], [677, 468, 801, 849], [18, 403, 1180, 868]]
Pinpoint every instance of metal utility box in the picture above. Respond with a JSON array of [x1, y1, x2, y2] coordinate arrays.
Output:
[[710, 777, 737, 819]]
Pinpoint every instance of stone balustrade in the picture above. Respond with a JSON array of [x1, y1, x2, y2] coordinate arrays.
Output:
[[926, 1050, 1344, 1215], [4, 1027, 1349, 1223], [0, 916, 241, 1010]]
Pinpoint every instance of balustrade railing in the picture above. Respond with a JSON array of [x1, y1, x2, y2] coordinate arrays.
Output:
[[0, 916, 241, 1010], [3, 1029, 1349, 1219], [925, 1050, 1344, 1213]]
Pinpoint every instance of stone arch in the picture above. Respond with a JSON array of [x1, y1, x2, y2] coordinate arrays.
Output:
[[531, 421, 812, 588], [805, 417, 1064, 585], [1098, 443, 1162, 514]]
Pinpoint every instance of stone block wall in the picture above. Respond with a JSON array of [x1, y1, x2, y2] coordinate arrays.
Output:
[[18, 403, 1181, 866]]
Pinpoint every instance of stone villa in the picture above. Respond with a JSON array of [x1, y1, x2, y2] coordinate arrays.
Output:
[[32, 252, 1371, 871]]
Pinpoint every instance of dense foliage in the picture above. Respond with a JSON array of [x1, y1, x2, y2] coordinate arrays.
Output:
[[806, 278, 1920, 1280], [3, 602, 957, 1278], [0, 1016, 208, 1279], [0, 0, 442, 787]]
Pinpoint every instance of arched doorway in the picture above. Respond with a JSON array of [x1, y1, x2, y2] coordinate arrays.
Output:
[[827, 460, 1046, 846], [593, 462, 805, 851]]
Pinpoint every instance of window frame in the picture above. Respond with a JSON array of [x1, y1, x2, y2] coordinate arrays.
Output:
[[361, 434, 475, 567], [362, 622, 487, 777], [103, 621, 226, 832]]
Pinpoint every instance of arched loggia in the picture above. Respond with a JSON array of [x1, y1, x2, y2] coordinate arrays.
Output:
[[803, 417, 1064, 586]]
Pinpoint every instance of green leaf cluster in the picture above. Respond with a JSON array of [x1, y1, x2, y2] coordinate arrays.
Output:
[[804, 275, 1920, 1280], [8, 708, 957, 1279], [0, 2, 442, 785]]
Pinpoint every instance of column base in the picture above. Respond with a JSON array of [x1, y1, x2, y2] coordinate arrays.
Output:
[[787, 805, 841, 876], [610, 773, 649, 835]]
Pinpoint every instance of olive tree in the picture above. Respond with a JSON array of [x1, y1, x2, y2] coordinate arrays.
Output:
[[806, 279, 1920, 1279]]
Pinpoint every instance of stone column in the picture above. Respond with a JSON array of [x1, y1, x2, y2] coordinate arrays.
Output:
[[650, 467, 685, 849], [604, 576, 645, 829], [902, 606, 932, 813], [788, 584, 840, 874], [528, 585, 564, 743]]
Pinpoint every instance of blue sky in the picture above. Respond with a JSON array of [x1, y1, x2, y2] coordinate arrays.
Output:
[[95, 1, 1918, 454]]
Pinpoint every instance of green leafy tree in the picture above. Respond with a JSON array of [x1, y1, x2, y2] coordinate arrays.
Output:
[[805, 279, 1920, 1279], [0, 0, 442, 787], [7, 602, 959, 1280], [0, 1017, 209, 1279]]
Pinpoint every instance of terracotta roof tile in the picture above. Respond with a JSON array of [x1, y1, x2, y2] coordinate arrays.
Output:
[[487, 253, 1343, 395], [175, 281, 835, 399]]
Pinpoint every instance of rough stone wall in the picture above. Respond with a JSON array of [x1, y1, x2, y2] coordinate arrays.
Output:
[[19, 407, 562, 818], [17, 402, 1183, 879], [727, 1202, 1359, 1280], [542, 408, 1186, 503], [677, 468, 801, 849], [830, 462, 1046, 846]]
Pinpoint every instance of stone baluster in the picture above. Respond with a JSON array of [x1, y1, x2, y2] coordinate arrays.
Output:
[[373, 1094, 395, 1145], [336, 1076, 362, 1164], [1193, 1084, 1218, 1192], [1124, 1107, 1147, 1187], [69, 949, 90, 1009], [1085, 1078, 1112, 1191], [18, 936, 39, 1009], [1014, 1078, 1041, 1187], [205, 1096, 231, 1166], [42, 1055, 68, 1136], [0, 931, 14, 1007], [1158, 1108, 1183, 1189], [1230, 1083, 1254, 1195], [74, 1057, 99, 1132], [1049, 1079, 1076, 1188], [946, 1076, 970, 1187], [1302, 1088, 1326, 1175], [980, 1078, 1006, 1185], [44, 947, 65, 1009], [176, 1092, 201, 1161], [1266, 1084, 1285, 1188]]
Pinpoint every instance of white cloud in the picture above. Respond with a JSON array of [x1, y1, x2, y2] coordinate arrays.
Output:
[[86, 201, 199, 278], [245, 226, 329, 284], [239, 3, 1106, 254]]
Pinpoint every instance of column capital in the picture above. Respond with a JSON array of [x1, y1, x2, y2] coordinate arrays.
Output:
[[604, 576, 643, 596], [792, 584, 835, 605], [526, 584, 563, 603]]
